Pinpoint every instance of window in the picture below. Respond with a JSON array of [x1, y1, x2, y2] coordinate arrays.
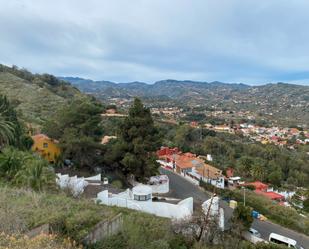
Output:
[[134, 194, 151, 201], [139, 195, 146, 201], [270, 238, 289, 247], [43, 143, 48, 148]]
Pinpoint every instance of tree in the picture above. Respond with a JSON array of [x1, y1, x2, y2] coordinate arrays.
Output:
[[174, 125, 192, 151], [110, 98, 160, 182], [0, 147, 56, 191], [303, 198, 309, 213], [0, 95, 32, 150], [0, 118, 14, 148], [14, 158, 56, 191], [43, 97, 104, 169], [0, 95, 16, 148], [0, 147, 30, 180], [236, 156, 254, 178], [268, 170, 282, 187], [250, 164, 265, 181], [231, 204, 253, 232]]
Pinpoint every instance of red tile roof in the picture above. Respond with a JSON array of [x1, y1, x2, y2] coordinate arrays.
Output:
[[243, 181, 268, 191], [255, 190, 284, 201], [32, 134, 59, 143]]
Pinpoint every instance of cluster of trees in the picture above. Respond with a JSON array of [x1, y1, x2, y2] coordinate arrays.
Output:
[[43, 97, 105, 169], [160, 124, 309, 188], [43, 97, 160, 183], [0, 94, 55, 191], [0, 64, 70, 88]]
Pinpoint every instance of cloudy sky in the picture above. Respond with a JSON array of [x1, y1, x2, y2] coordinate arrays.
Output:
[[1, 0, 309, 84]]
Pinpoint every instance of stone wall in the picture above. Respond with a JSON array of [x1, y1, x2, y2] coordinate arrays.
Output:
[[25, 224, 50, 238], [83, 213, 123, 245]]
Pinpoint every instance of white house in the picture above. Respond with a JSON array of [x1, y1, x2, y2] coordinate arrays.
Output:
[[97, 184, 193, 220]]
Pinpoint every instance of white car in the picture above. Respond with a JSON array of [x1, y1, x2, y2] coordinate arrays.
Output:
[[249, 228, 261, 238]]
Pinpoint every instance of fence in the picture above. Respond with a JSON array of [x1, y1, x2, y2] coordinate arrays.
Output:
[[83, 213, 123, 245]]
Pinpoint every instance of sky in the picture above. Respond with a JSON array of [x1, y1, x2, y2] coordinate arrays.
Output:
[[1, 0, 309, 85]]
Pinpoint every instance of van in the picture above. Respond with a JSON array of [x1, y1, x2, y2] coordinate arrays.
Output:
[[269, 233, 303, 249]]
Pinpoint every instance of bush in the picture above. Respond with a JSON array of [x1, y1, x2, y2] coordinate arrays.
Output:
[[111, 180, 123, 189], [0, 233, 81, 249]]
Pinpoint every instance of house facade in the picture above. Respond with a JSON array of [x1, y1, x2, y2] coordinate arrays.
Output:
[[31, 134, 61, 163]]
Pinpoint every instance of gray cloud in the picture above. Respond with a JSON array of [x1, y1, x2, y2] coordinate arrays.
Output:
[[1, 0, 309, 84]]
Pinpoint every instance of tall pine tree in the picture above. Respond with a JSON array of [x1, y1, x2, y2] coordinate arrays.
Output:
[[117, 98, 160, 182]]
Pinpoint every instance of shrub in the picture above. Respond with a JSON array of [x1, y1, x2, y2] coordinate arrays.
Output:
[[0, 233, 81, 249], [111, 180, 123, 189]]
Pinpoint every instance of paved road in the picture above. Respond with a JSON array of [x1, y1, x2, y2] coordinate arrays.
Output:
[[160, 168, 309, 249]]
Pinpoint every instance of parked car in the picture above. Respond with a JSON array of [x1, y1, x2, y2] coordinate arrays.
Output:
[[269, 233, 303, 249], [249, 228, 261, 238]]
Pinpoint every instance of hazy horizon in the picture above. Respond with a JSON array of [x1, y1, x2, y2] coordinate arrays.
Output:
[[1, 0, 309, 85]]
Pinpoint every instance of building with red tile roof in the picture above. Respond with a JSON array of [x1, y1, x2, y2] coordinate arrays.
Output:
[[156, 147, 179, 157], [242, 181, 268, 191], [255, 190, 285, 201], [157, 147, 222, 178]]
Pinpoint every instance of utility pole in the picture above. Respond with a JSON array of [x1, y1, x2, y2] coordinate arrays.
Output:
[[243, 187, 246, 206]]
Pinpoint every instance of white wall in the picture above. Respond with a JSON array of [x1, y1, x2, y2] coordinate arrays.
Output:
[[96, 190, 193, 220]]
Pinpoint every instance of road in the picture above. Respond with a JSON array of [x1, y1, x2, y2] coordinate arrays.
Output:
[[160, 168, 309, 249]]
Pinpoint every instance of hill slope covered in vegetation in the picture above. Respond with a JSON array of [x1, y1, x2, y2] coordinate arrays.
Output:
[[0, 65, 83, 125]]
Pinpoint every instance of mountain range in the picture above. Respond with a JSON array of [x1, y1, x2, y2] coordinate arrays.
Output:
[[60, 77, 309, 126]]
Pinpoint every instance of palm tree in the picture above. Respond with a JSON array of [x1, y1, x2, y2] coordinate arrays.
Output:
[[0, 118, 15, 148], [0, 95, 16, 148], [14, 158, 56, 191], [0, 147, 29, 180]]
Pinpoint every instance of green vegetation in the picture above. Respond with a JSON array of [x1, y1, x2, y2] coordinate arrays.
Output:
[[0, 64, 82, 125], [0, 186, 188, 248], [104, 98, 161, 182], [0, 147, 56, 191], [0, 186, 285, 249], [162, 124, 309, 188], [232, 204, 254, 230], [43, 97, 104, 169], [0, 94, 32, 150], [63, 77, 309, 127], [0, 95, 55, 192], [0, 233, 81, 249]]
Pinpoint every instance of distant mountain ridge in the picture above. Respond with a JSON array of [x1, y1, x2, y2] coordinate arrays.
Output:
[[58, 77, 250, 98], [60, 76, 309, 126]]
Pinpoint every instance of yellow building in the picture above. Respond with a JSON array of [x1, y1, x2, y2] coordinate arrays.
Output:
[[31, 134, 61, 163]]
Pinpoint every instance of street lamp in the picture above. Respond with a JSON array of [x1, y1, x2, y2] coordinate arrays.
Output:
[[242, 186, 246, 206]]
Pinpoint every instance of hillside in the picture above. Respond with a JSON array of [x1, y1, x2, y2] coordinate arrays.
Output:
[[61, 77, 309, 126], [0, 186, 182, 248], [0, 65, 83, 125]]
